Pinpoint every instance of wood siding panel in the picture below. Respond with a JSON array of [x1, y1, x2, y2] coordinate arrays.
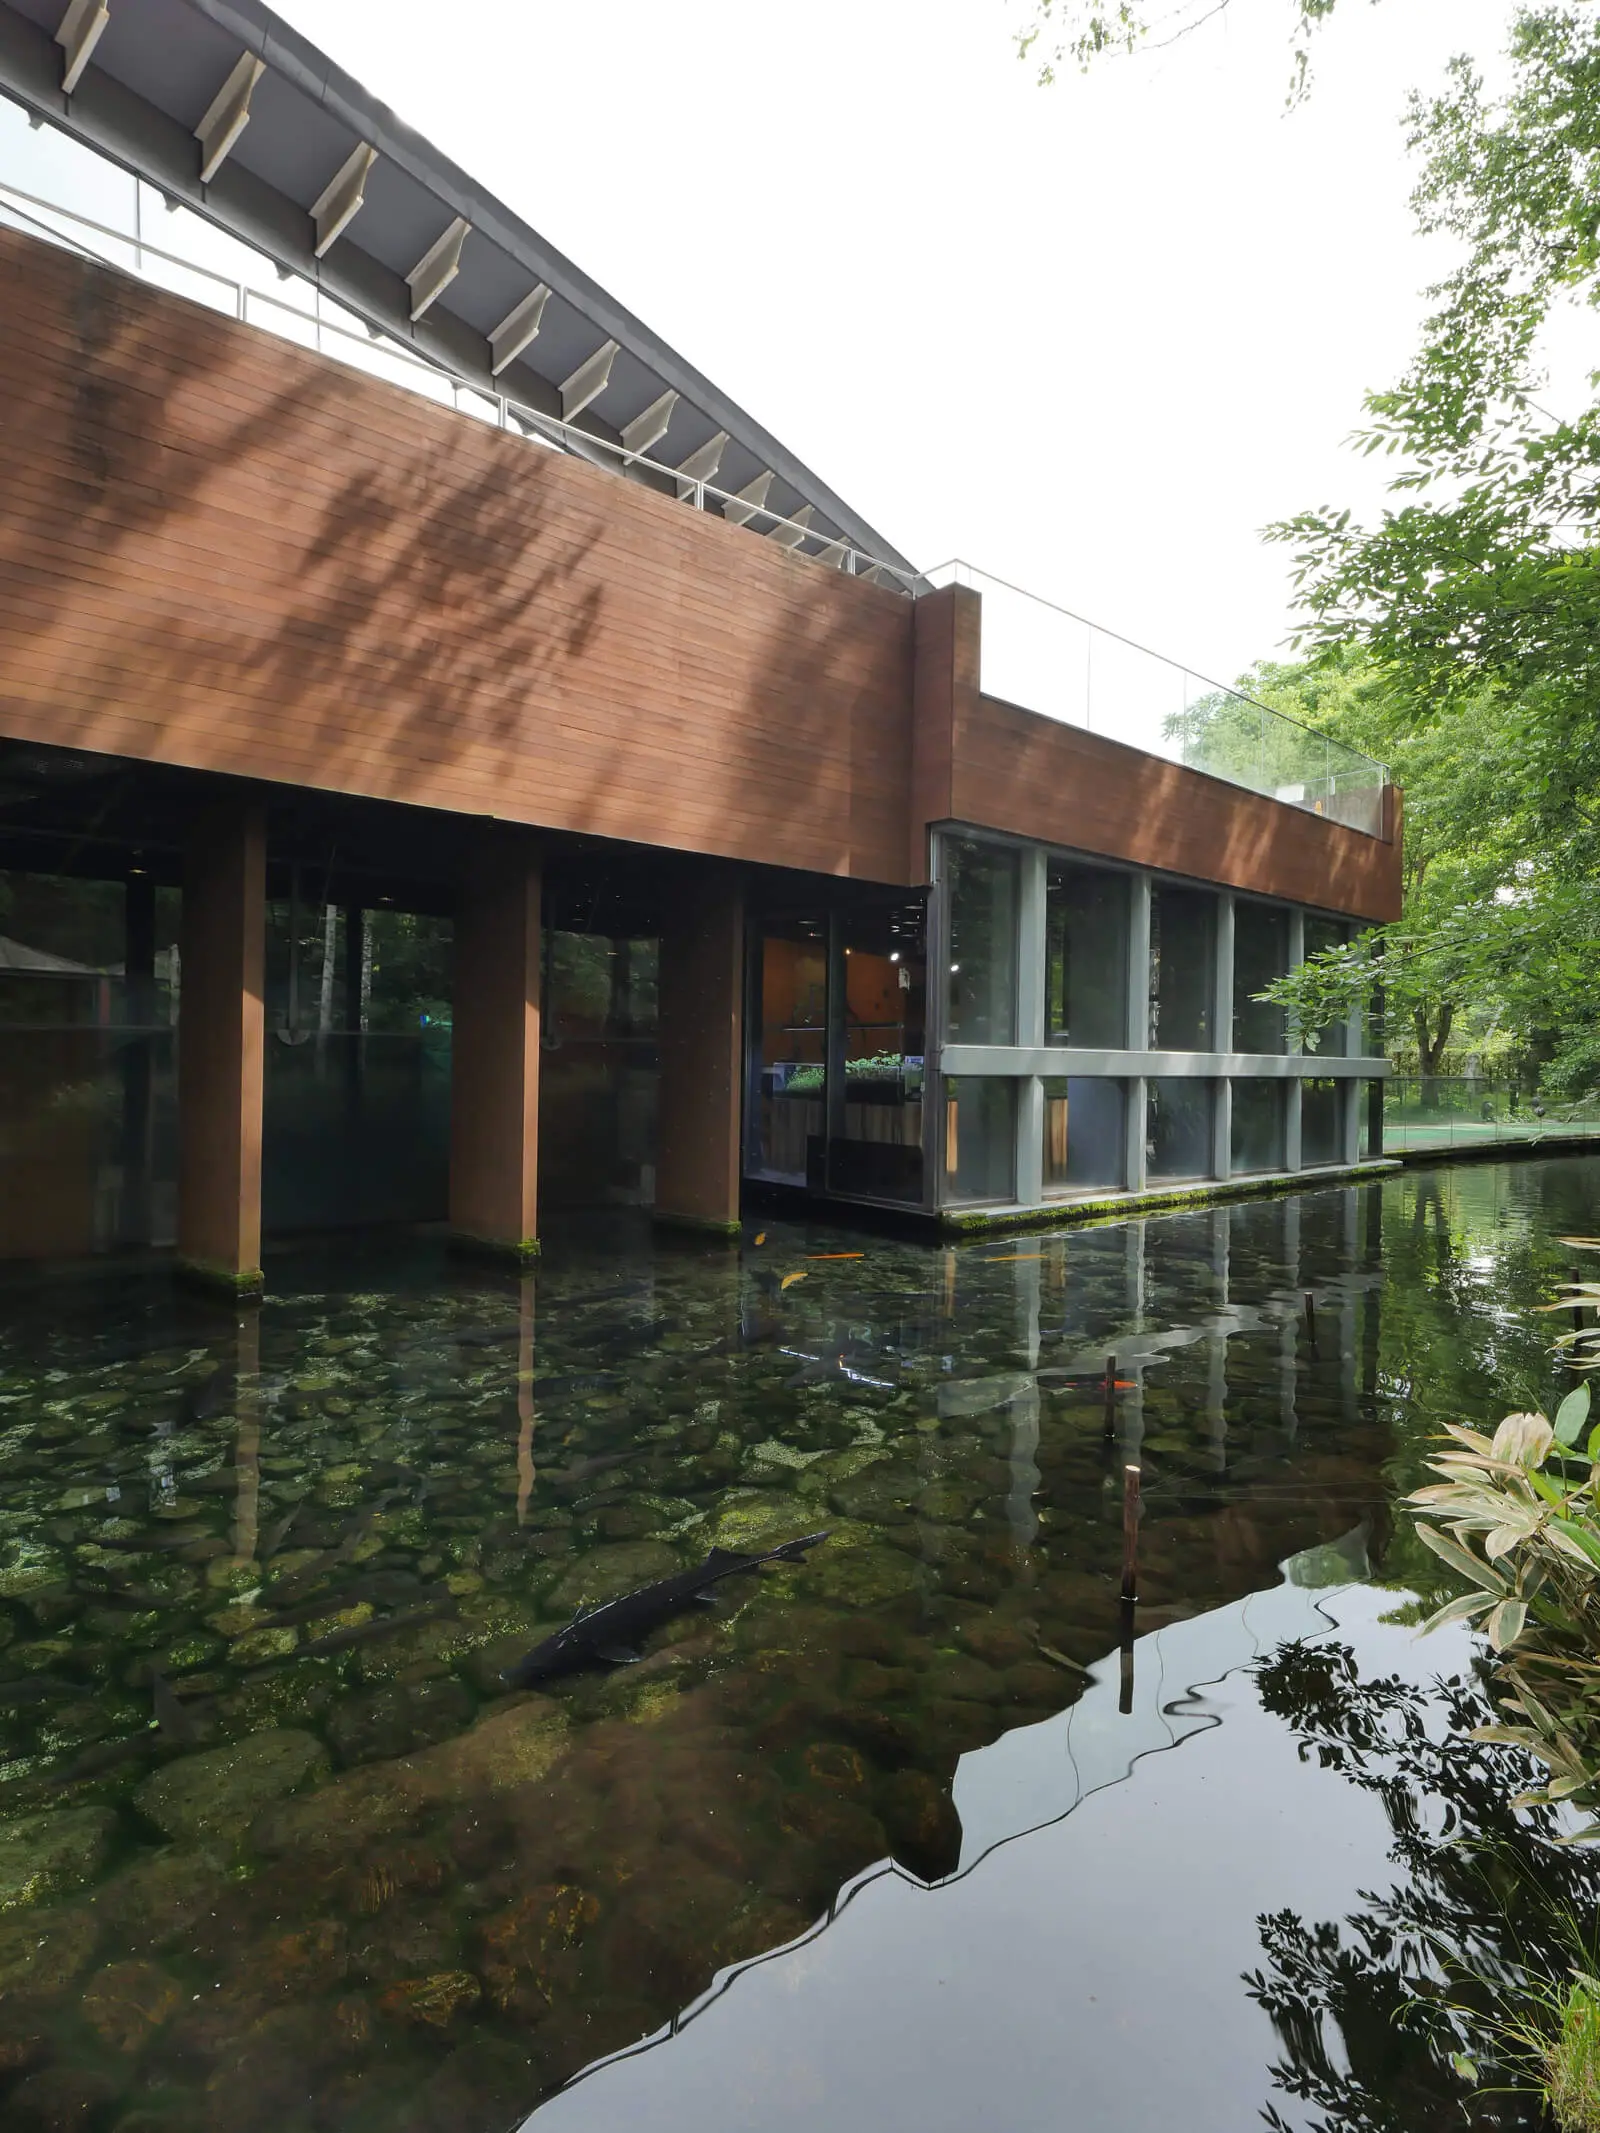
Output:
[[949, 695, 1403, 922], [0, 232, 915, 883]]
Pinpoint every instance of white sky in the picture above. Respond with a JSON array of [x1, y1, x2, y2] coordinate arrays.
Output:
[[273, 0, 1519, 683]]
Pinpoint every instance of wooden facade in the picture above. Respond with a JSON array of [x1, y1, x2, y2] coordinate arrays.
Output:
[[0, 227, 1400, 921]]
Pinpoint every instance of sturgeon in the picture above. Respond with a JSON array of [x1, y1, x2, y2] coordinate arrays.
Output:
[[502, 1531, 831, 1687]]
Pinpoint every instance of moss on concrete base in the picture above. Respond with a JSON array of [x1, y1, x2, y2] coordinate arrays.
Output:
[[445, 1230, 541, 1266], [174, 1256, 265, 1299], [936, 1160, 1403, 1238], [652, 1212, 742, 1240]]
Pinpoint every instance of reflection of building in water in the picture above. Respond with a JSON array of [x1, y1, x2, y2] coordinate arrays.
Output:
[[0, 0, 1398, 1283]]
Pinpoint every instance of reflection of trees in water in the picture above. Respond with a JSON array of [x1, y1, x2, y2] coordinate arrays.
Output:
[[1246, 1639, 1600, 2131]]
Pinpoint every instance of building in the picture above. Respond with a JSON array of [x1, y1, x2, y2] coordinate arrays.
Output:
[[0, 0, 1400, 1287]]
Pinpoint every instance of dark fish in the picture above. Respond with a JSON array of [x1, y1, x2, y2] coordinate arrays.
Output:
[[532, 1372, 617, 1400], [302, 1599, 455, 1655], [260, 1503, 302, 1559], [502, 1532, 830, 1687], [782, 1348, 896, 1391], [93, 1529, 217, 1554], [0, 1675, 83, 1704], [150, 1669, 198, 1744]]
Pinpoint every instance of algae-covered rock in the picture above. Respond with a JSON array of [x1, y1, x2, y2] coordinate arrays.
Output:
[[0, 1806, 115, 1909], [543, 1541, 680, 1615], [378, 1969, 481, 2028], [811, 1544, 920, 1606], [80, 1957, 182, 2053], [936, 1372, 1035, 1420], [0, 1902, 99, 1991], [704, 1494, 813, 1552], [134, 1728, 329, 1844]]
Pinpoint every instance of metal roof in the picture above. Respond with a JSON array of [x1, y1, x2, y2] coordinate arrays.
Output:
[[0, 0, 916, 577]]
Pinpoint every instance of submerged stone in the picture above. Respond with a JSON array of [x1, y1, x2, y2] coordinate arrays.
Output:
[[543, 1541, 680, 1614], [133, 1727, 329, 1844], [0, 1806, 115, 1909]]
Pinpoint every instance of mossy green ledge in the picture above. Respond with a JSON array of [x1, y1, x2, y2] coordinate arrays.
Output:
[[445, 1230, 542, 1266], [651, 1212, 743, 1240], [174, 1256, 265, 1299], [937, 1159, 1403, 1237]]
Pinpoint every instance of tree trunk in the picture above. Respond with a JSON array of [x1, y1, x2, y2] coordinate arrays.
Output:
[[1416, 1001, 1455, 1105]]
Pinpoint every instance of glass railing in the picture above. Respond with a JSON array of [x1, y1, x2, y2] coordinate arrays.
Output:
[[1381, 1078, 1600, 1154], [925, 562, 1389, 835]]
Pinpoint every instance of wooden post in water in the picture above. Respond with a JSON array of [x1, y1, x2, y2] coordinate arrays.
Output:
[[1102, 1356, 1118, 1441], [1118, 1596, 1137, 1715], [1304, 1291, 1318, 1356], [1121, 1460, 1141, 1602]]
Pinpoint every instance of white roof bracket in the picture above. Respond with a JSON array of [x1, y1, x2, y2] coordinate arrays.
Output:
[[560, 339, 618, 421], [407, 216, 470, 321], [767, 505, 814, 550], [673, 430, 727, 499], [311, 142, 377, 258], [56, 0, 110, 95], [195, 53, 266, 185], [490, 284, 549, 375], [812, 538, 850, 570], [723, 470, 773, 529], [621, 389, 678, 461]]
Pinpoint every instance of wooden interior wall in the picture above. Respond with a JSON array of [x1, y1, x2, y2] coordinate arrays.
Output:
[[0, 231, 915, 883]]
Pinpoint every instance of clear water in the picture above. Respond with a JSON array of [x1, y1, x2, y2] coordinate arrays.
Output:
[[0, 1161, 1595, 2133]]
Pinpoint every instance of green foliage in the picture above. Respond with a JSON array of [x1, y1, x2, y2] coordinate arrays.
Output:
[[1550, 1973, 1600, 2130], [1016, 0, 1347, 98], [1408, 1382, 1600, 1835]]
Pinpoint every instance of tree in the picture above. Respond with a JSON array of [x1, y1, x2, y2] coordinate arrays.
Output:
[[1018, 0, 1358, 96]]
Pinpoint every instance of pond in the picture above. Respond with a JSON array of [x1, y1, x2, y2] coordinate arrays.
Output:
[[0, 1158, 1597, 2133]]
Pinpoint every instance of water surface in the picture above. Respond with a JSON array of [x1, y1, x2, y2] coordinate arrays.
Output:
[[0, 1160, 1595, 2131]]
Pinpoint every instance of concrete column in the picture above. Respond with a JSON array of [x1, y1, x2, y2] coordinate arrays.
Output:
[[1285, 908, 1305, 1171], [1125, 873, 1152, 1193], [1014, 846, 1047, 1208], [449, 834, 541, 1261], [1212, 893, 1233, 1179], [119, 871, 156, 1245], [656, 867, 744, 1235], [177, 796, 266, 1294]]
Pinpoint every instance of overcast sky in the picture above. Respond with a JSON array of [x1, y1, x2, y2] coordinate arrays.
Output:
[[271, 0, 1524, 686]]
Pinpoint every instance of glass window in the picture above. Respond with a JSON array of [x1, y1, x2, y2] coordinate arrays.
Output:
[[1231, 1078, 1286, 1174], [1147, 1078, 1214, 1180], [1045, 862, 1129, 1049], [1149, 886, 1217, 1051], [1357, 1080, 1378, 1161], [1303, 916, 1350, 1057], [946, 839, 1017, 1046], [1233, 902, 1288, 1054], [748, 921, 828, 1185], [1301, 1077, 1344, 1167], [1042, 1077, 1125, 1194], [829, 901, 926, 1204], [943, 1075, 1016, 1202]]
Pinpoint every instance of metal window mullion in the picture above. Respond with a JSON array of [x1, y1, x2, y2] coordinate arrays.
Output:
[[1285, 908, 1306, 1170], [1013, 848, 1047, 1207], [1212, 894, 1233, 1178]]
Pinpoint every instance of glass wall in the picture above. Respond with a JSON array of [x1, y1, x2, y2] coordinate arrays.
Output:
[[1302, 1078, 1344, 1167], [946, 839, 1017, 1046], [1147, 1078, 1214, 1180], [829, 902, 926, 1204], [540, 932, 659, 1210], [1149, 886, 1216, 1050], [1232, 901, 1288, 1054], [944, 1075, 1016, 1202], [748, 920, 828, 1185], [1303, 917, 1350, 1056], [1045, 861, 1128, 1049], [1042, 1077, 1125, 1194], [1230, 1078, 1286, 1174]]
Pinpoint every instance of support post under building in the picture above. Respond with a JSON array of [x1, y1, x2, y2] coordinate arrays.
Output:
[[656, 868, 744, 1235], [449, 835, 541, 1260], [177, 796, 266, 1294]]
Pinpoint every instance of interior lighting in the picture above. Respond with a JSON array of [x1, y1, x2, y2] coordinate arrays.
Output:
[[889, 952, 900, 963], [950, 963, 960, 974]]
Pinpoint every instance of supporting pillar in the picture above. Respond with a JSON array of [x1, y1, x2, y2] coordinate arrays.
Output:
[[449, 835, 541, 1261], [177, 796, 266, 1295], [656, 868, 745, 1235], [119, 871, 156, 1245]]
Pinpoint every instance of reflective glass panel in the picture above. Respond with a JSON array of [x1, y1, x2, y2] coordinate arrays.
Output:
[[1045, 862, 1128, 1049], [1149, 886, 1217, 1050], [1232, 902, 1288, 1054], [1303, 916, 1350, 1056], [946, 840, 1017, 1046], [748, 922, 828, 1185], [1302, 1077, 1344, 1166], [943, 1075, 1016, 1202], [1042, 1077, 1125, 1194], [1147, 1077, 1214, 1179], [829, 901, 926, 1205], [1230, 1078, 1286, 1174]]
